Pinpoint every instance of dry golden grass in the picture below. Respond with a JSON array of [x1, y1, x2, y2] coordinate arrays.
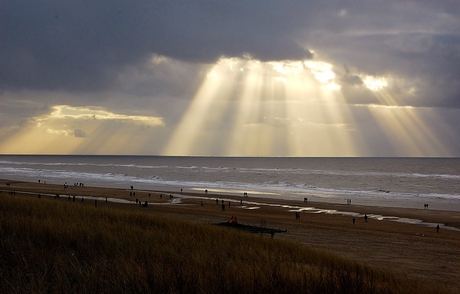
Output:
[[1, 179, 459, 292]]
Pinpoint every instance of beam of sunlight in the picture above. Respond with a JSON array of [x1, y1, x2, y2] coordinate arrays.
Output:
[[162, 59, 241, 155], [364, 102, 452, 156], [163, 55, 457, 156], [164, 57, 366, 156], [226, 59, 265, 155]]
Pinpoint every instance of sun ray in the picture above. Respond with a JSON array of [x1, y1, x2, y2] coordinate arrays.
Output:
[[364, 100, 450, 156], [226, 59, 264, 155], [164, 57, 373, 156], [162, 60, 240, 155]]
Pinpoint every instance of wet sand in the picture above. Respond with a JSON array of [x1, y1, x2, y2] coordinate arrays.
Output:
[[2, 179, 460, 290]]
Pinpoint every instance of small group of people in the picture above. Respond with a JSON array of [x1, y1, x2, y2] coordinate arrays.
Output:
[[61, 182, 85, 189], [134, 198, 148, 206]]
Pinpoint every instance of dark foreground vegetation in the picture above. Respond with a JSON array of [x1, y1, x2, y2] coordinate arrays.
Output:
[[0, 194, 450, 293]]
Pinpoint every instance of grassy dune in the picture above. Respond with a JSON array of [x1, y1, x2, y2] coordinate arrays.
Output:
[[0, 194, 451, 293]]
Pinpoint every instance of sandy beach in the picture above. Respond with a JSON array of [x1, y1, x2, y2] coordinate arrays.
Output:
[[2, 179, 460, 290]]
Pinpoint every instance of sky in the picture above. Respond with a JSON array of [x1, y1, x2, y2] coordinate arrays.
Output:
[[1, 1, 459, 156]]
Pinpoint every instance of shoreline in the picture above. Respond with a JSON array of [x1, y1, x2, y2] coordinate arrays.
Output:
[[2, 178, 460, 289], [2, 178, 460, 230]]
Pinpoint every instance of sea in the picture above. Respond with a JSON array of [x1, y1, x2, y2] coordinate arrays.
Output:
[[0, 155, 459, 212]]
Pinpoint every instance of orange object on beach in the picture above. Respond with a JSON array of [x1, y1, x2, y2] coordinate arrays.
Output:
[[228, 216, 238, 224]]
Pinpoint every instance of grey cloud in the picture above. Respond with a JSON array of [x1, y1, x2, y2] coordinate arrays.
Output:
[[0, 98, 51, 127], [341, 75, 363, 86], [384, 34, 435, 54], [73, 129, 87, 138], [0, 1, 313, 92]]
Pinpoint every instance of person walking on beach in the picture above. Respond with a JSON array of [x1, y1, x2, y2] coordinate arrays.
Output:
[[436, 224, 440, 233], [364, 214, 368, 223]]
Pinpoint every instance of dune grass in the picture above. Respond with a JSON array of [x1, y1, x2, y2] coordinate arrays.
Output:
[[0, 194, 451, 293]]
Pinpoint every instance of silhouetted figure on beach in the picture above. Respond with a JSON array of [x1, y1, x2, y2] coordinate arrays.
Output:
[[436, 224, 440, 233], [295, 212, 300, 219], [364, 214, 368, 222], [222, 204, 225, 211], [131, 186, 134, 190], [304, 197, 308, 203], [353, 217, 355, 224]]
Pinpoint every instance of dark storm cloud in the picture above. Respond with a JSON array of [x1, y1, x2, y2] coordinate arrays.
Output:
[[0, 0, 312, 92]]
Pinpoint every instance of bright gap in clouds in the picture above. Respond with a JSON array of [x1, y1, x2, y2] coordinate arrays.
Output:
[[0, 105, 165, 154], [162, 56, 454, 156], [364, 76, 388, 91]]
